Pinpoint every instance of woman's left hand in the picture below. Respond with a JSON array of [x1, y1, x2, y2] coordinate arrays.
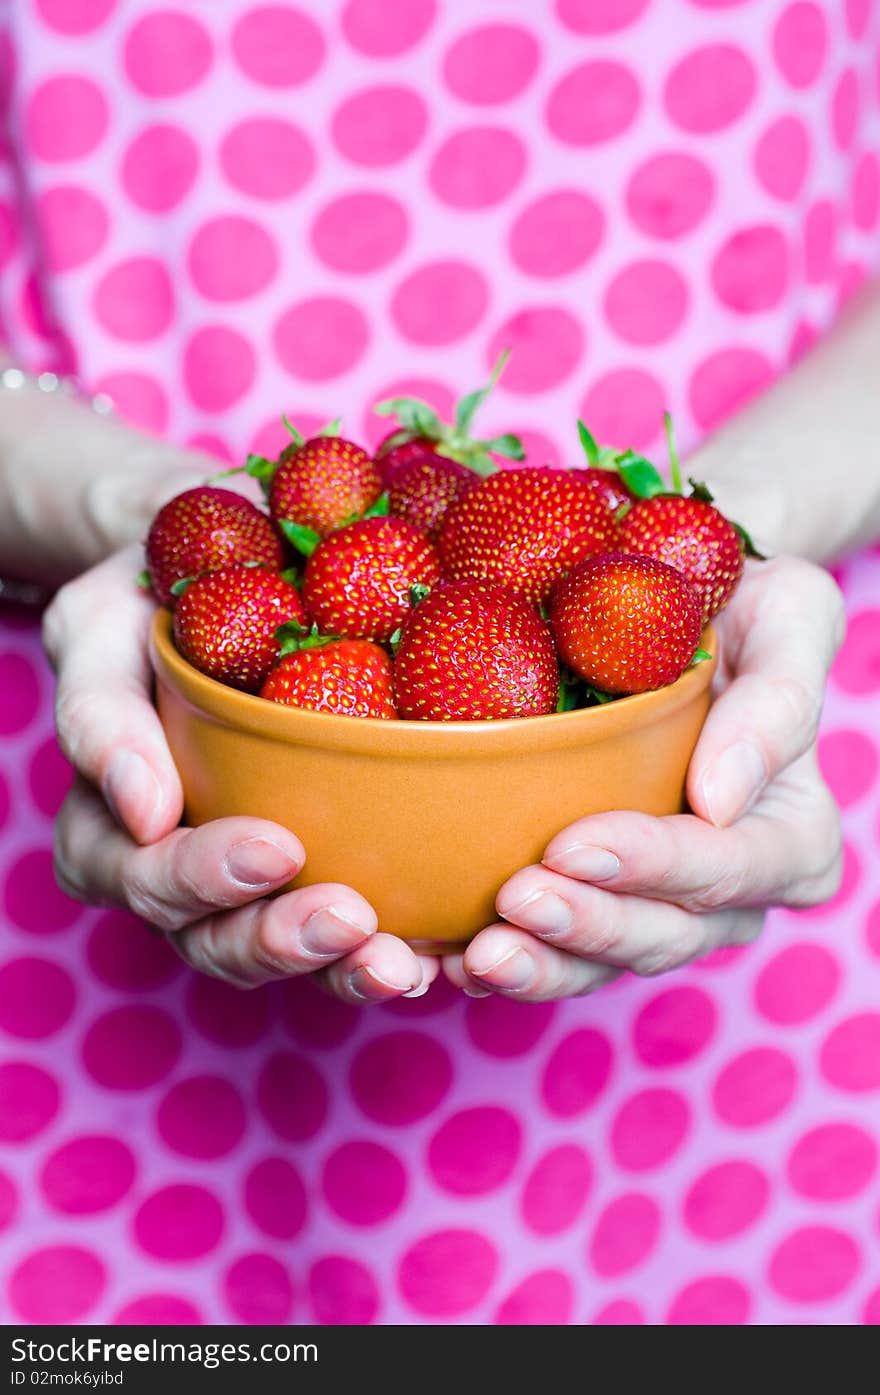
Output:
[[444, 556, 846, 1001]]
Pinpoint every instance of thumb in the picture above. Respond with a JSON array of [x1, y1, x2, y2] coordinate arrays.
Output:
[[688, 557, 845, 827]]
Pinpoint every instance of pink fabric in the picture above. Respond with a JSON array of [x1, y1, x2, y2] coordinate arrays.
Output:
[[1, 0, 879, 1324]]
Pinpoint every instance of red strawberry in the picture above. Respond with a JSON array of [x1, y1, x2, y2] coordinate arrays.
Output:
[[262, 638, 397, 719], [375, 433, 439, 487], [173, 565, 307, 693], [146, 487, 283, 605], [302, 516, 441, 642], [578, 466, 634, 515], [387, 450, 479, 540], [394, 579, 559, 721], [550, 553, 704, 695], [438, 467, 620, 606], [619, 493, 745, 621], [268, 435, 382, 538]]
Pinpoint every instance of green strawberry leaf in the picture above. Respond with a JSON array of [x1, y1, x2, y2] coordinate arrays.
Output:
[[207, 465, 244, 482], [614, 500, 633, 523], [556, 667, 584, 712], [374, 426, 412, 457], [317, 417, 342, 437], [733, 521, 767, 560], [687, 477, 715, 504], [614, 450, 668, 499], [244, 453, 277, 482], [689, 648, 713, 668], [409, 583, 431, 607], [135, 569, 153, 591], [577, 419, 600, 467], [388, 626, 403, 653], [664, 411, 683, 495], [279, 567, 302, 588], [170, 576, 195, 597], [584, 684, 615, 705], [278, 519, 321, 557], [373, 397, 442, 440], [454, 349, 510, 435], [276, 620, 338, 655], [483, 433, 525, 460], [362, 492, 390, 520], [281, 414, 304, 448]]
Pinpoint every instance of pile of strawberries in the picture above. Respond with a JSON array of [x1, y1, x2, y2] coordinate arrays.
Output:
[[143, 363, 758, 722]]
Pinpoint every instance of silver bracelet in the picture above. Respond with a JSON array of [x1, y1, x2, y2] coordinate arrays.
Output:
[[0, 365, 114, 415]]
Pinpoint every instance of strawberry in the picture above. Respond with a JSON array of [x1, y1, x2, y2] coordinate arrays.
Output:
[[262, 634, 397, 719], [579, 466, 634, 516], [173, 565, 307, 693], [393, 579, 559, 721], [438, 466, 620, 605], [619, 491, 744, 622], [375, 433, 439, 487], [387, 449, 479, 541], [301, 516, 441, 642], [550, 553, 704, 695], [268, 433, 382, 539], [145, 487, 283, 605]]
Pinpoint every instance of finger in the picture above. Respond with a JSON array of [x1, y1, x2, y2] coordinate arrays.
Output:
[[443, 953, 492, 997], [493, 868, 764, 976], [318, 934, 431, 1003], [461, 926, 623, 1000], [55, 777, 307, 930], [687, 557, 845, 826], [43, 544, 182, 843]]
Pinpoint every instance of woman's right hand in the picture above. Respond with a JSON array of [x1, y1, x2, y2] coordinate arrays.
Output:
[[42, 545, 437, 1001]]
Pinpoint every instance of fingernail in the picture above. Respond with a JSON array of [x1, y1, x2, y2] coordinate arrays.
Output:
[[470, 946, 536, 991], [348, 964, 415, 1001], [542, 845, 620, 881], [300, 906, 371, 958], [462, 983, 492, 998], [225, 837, 298, 888], [501, 889, 573, 937], [699, 741, 767, 826], [402, 975, 430, 999], [103, 749, 163, 836]]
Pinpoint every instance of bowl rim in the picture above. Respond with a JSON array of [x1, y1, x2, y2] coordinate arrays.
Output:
[[151, 607, 717, 756]]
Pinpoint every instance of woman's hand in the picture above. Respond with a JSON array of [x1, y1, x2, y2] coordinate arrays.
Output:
[[43, 546, 437, 1001], [445, 556, 845, 1001]]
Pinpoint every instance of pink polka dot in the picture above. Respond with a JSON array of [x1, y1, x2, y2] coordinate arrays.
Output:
[[547, 61, 641, 146], [36, 185, 108, 272], [626, 151, 714, 240], [803, 199, 837, 283], [832, 68, 860, 152], [245, 1157, 307, 1240], [713, 1046, 798, 1126], [225, 1253, 294, 1325], [590, 1193, 661, 1276], [220, 117, 313, 201], [834, 610, 880, 694], [40, 1135, 136, 1213], [773, 3, 828, 89], [121, 124, 199, 213], [593, 1299, 645, 1325], [383, 973, 461, 1017], [444, 25, 539, 105], [667, 1275, 750, 1325], [508, 426, 561, 467], [465, 998, 555, 1057], [9, 1246, 105, 1323], [274, 295, 369, 379], [0, 955, 74, 1040], [93, 257, 173, 341], [309, 1256, 379, 1325], [5, 849, 80, 933], [0, 201, 18, 270], [0, 653, 40, 734], [183, 326, 256, 410], [846, 0, 871, 38], [510, 190, 604, 277], [557, 0, 649, 30], [0, 770, 8, 833], [82, 1005, 181, 1091], [277, 977, 358, 1049], [542, 1028, 613, 1117], [323, 1141, 407, 1225], [428, 1106, 521, 1196], [754, 117, 810, 202], [611, 1089, 690, 1171], [754, 942, 839, 1026], [232, 5, 324, 86], [157, 1075, 246, 1159], [134, 1184, 224, 1261], [867, 901, 880, 959], [605, 259, 688, 346], [184, 975, 268, 1047], [399, 1229, 497, 1317], [187, 432, 233, 461], [257, 1051, 328, 1141], [852, 153, 880, 231], [665, 45, 756, 133], [712, 225, 789, 313], [392, 261, 488, 346], [487, 305, 584, 393], [188, 217, 278, 303], [124, 11, 213, 97], [796, 838, 860, 919], [37, 0, 116, 33], [350, 1031, 452, 1125], [92, 372, 169, 435], [333, 85, 428, 166], [788, 1123, 877, 1201], [0, 1061, 60, 1141], [342, 0, 434, 55], [633, 986, 717, 1066], [683, 1160, 769, 1240], [580, 368, 665, 450], [787, 318, 819, 365], [769, 1226, 860, 1302], [25, 75, 108, 162], [688, 346, 775, 430], [521, 1144, 592, 1235], [821, 1014, 880, 1093], [85, 910, 176, 1000], [114, 1295, 202, 1325], [431, 126, 526, 209], [0, 1170, 17, 1230], [495, 1270, 574, 1325], [249, 412, 325, 462], [312, 192, 407, 273]]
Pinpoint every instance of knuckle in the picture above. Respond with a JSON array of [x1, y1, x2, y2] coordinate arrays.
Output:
[[631, 920, 704, 977], [251, 913, 296, 979], [174, 923, 255, 989], [688, 863, 751, 912], [774, 674, 823, 743], [122, 870, 179, 932]]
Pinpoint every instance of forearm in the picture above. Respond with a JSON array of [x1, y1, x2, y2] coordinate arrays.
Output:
[[690, 280, 880, 563]]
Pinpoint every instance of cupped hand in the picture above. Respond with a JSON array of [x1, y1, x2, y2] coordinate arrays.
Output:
[[445, 556, 846, 1001], [43, 545, 437, 1000]]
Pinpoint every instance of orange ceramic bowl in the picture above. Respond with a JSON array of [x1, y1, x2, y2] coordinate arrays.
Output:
[[151, 610, 716, 950]]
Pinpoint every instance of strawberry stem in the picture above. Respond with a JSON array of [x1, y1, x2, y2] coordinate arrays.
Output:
[[577, 419, 600, 466], [281, 414, 304, 448], [664, 412, 683, 495], [279, 519, 321, 557]]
